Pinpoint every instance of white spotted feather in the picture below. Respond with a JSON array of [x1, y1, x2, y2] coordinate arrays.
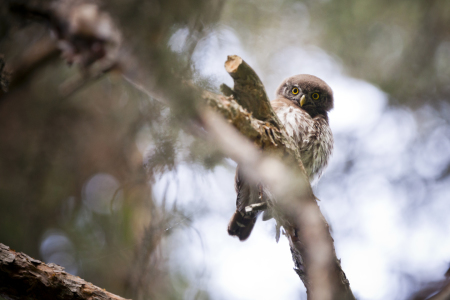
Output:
[[273, 100, 333, 184]]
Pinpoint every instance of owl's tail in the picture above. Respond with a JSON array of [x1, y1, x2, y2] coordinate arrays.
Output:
[[227, 210, 257, 241]]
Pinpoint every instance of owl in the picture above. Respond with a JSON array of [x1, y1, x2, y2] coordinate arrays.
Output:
[[228, 74, 334, 241]]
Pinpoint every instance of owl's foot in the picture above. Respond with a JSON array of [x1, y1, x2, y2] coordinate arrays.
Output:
[[244, 202, 267, 214]]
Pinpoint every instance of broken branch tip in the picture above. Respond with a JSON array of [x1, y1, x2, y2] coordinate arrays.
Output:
[[225, 55, 243, 73]]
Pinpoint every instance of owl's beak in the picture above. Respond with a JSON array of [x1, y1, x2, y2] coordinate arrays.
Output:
[[300, 95, 306, 107]]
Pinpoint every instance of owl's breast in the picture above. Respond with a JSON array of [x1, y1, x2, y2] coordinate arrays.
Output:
[[274, 102, 333, 184]]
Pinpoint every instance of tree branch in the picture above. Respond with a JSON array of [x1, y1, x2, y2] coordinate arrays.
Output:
[[0, 243, 129, 300], [222, 55, 276, 123]]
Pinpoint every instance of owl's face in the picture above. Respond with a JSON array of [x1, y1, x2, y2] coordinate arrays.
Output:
[[276, 74, 334, 117]]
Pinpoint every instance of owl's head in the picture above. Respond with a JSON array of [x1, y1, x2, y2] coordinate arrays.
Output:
[[276, 74, 334, 117]]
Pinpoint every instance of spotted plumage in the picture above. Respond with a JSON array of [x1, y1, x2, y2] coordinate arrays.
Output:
[[228, 74, 334, 241]]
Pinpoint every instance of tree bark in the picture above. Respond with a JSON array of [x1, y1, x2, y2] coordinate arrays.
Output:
[[0, 243, 129, 300]]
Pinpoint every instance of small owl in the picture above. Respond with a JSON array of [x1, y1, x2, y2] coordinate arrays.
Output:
[[228, 74, 334, 241]]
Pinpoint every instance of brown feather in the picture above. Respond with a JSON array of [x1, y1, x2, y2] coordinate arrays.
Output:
[[227, 211, 257, 241]]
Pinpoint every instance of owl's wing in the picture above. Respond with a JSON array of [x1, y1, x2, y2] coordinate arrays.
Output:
[[234, 166, 248, 210], [227, 165, 260, 241]]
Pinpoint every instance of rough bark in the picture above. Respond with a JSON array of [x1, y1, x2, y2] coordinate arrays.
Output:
[[0, 243, 129, 300], [221, 55, 277, 123]]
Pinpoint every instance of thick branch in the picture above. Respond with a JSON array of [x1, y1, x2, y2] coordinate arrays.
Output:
[[0, 243, 129, 300], [222, 55, 277, 123]]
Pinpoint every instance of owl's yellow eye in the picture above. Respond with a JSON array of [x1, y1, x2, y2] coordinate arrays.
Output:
[[292, 87, 299, 95], [311, 92, 320, 100]]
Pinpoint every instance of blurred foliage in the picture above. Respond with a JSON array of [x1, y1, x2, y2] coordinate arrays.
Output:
[[0, 0, 224, 299], [307, 0, 450, 106], [1, 0, 450, 299]]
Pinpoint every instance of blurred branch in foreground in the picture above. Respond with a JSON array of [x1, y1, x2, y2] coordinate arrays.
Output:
[[0, 243, 129, 300]]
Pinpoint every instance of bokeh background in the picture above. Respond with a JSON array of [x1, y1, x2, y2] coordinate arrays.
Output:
[[1, 0, 450, 299]]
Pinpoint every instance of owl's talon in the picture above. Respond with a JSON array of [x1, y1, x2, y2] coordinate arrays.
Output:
[[244, 202, 267, 214]]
